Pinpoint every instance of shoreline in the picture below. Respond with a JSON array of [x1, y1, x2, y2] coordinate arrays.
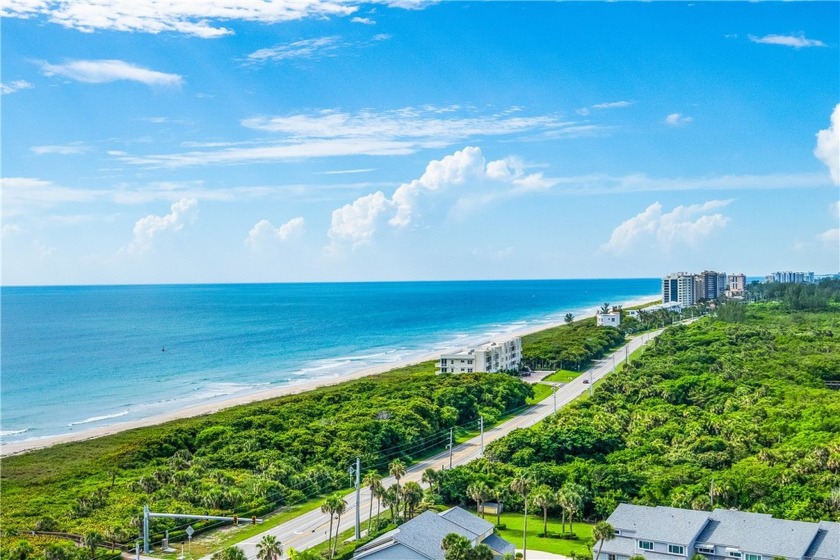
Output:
[[0, 295, 658, 456]]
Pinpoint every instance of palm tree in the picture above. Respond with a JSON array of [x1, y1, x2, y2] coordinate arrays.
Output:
[[256, 535, 283, 560], [467, 482, 490, 518], [389, 459, 406, 515], [421, 467, 439, 493], [330, 496, 347, 559], [321, 495, 338, 554], [592, 521, 616, 560], [562, 483, 585, 534], [82, 531, 101, 560], [564, 313, 574, 324], [492, 486, 508, 527], [600, 302, 611, 314], [510, 473, 534, 560], [363, 471, 383, 535], [382, 484, 399, 521], [530, 486, 554, 537], [401, 481, 424, 519]]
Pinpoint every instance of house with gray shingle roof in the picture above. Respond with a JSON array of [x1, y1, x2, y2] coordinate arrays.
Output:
[[594, 504, 839, 560], [353, 506, 515, 560]]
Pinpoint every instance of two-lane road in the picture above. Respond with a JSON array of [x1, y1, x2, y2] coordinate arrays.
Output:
[[199, 330, 663, 559]]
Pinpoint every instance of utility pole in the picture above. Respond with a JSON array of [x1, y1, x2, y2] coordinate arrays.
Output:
[[552, 386, 558, 413], [355, 456, 361, 540], [448, 427, 454, 469], [479, 416, 484, 456], [589, 369, 593, 397]]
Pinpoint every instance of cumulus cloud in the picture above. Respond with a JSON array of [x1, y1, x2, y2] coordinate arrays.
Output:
[[0, 0, 356, 38], [351, 16, 375, 24], [246, 216, 305, 248], [327, 191, 391, 249], [602, 200, 731, 254], [665, 113, 693, 126], [120, 198, 197, 254], [749, 33, 826, 48], [1, 80, 33, 94], [815, 104, 840, 185], [40, 59, 183, 87], [327, 146, 549, 249]]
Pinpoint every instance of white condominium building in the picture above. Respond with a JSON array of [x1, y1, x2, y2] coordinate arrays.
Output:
[[662, 272, 697, 307], [438, 337, 522, 374]]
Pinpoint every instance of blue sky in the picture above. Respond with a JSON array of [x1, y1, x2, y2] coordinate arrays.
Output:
[[2, 1, 838, 285]]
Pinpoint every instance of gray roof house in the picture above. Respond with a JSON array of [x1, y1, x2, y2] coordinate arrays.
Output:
[[353, 507, 515, 560], [594, 504, 839, 560]]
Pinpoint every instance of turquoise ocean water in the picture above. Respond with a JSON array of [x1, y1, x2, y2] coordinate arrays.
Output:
[[1, 279, 659, 443]]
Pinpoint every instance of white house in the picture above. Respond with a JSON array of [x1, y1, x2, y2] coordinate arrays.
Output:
[[596, 312, 621, 327], [438, 337, 522, 374]]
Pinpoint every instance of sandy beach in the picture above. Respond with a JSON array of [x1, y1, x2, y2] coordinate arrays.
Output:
[[1, 296, 657, 456]]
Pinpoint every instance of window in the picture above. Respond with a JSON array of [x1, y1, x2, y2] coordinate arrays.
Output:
[[614, 529, 621, 536], [697, 547, 714, 554], [669, 544, 685, 555], [745, 555, 761, 560], [639, 541, 654, 551], [608, 555, 616, 560], [728, 552, 741, 559]]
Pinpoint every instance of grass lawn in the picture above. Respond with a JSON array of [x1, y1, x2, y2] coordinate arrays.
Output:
[[542, 369, 582, 383], [527, 383, 554, 404], [492, 511, 594, 557]]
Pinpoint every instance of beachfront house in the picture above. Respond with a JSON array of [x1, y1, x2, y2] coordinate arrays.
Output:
[[437, 337, 522, 374], [593, 503, 840, 560], [596, 311, 621, 327], [353, 506, 515, 560]]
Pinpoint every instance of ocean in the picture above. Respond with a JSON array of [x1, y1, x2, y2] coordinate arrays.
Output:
[[1, 279, 659, 443]]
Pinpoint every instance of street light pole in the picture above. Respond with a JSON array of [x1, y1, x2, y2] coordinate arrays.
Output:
[[355, 456, 361, 540], [479, 416, 484, 456], [552, 386, 558, 413]]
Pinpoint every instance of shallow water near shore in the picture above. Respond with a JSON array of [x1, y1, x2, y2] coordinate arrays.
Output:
[[1, 279, 658, 444]]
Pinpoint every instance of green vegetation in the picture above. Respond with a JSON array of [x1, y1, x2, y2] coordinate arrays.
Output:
[[526, 383, 554, 404], [440, 302, 840, 524], [521, 321, 625, 371], [0, 363, 532, 558], [542, 370, 581, 383], [493, 511, 593, 556]]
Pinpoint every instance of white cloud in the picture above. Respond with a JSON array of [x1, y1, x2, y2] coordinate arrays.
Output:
[[1, 80, 34, 94], [602, 200, 731, 254], [749, 33, 826, 48], [831, 200, 840, 219], [390, 146, 486, 227], [815, 103, 840, 185], [246, 216, 305, 248], [120, 197, 198, 254], [40, 59, 183, 87], [117, 107, 571, 167], [1, 0, 357, 38], [2, 177, 101, 217], [327, 146, 548, 248], [817, 228, 839, 245], [592, 100, 632, 110], [665, 113, 693, 126], [31, 143, 91, 155], [2, 224, 23, 238], [247, 37, 341, 63], [242, 107, 567, 141], [372, 33, 391, 41], [327, 191, 391, 248], [351, 16, 375, 24]]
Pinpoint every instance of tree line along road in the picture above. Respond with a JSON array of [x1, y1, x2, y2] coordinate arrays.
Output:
[[197, 328, 667, 560]]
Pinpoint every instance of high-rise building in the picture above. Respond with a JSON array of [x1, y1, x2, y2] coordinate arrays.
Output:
[[698, 270, 726, 300], [662, 273, 696, 306], [726, 273, 746, 298], [767, 271, 815, 284]]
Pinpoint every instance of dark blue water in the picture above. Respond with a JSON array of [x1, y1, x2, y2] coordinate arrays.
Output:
[[1, 279, 659, 442]]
